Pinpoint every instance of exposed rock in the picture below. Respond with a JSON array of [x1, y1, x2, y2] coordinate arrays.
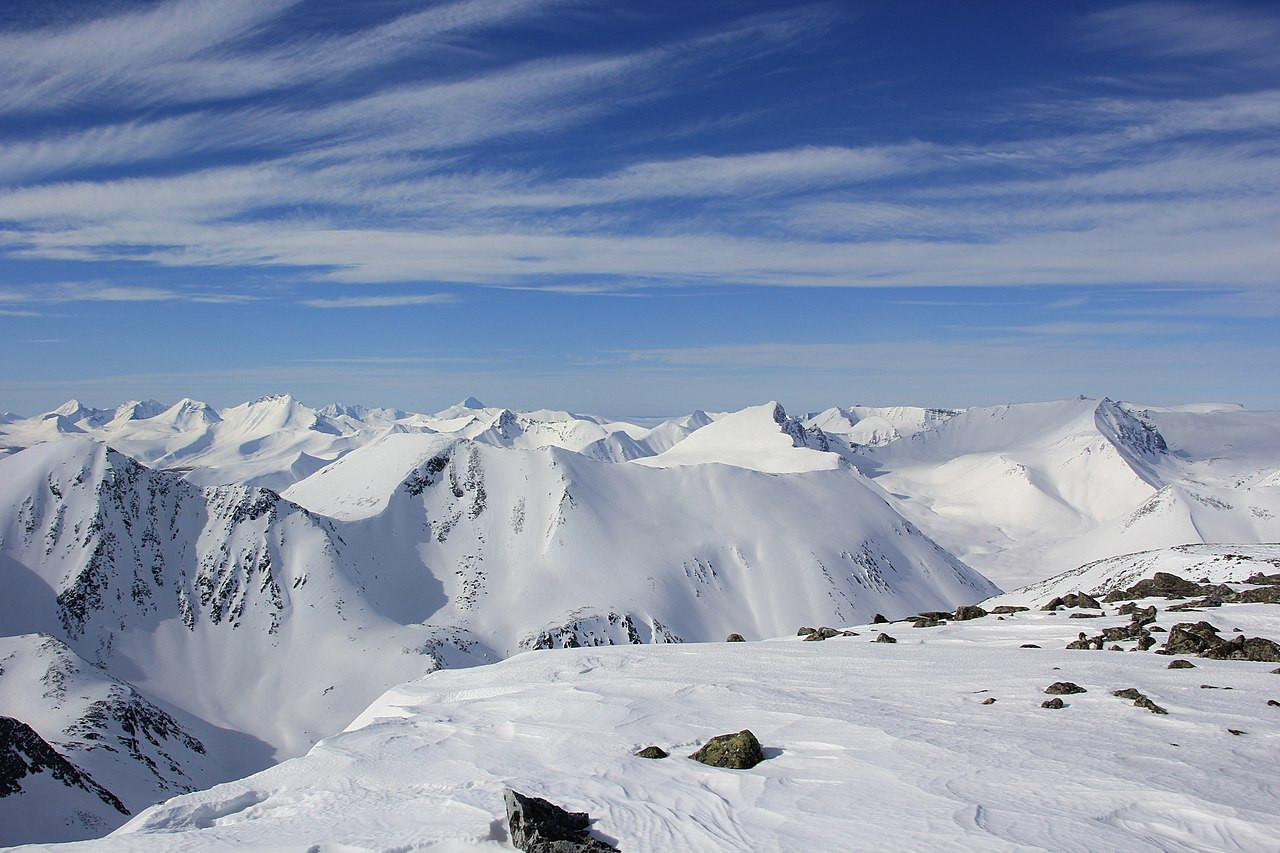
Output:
[[872, 633, 897, 644], [1041, 698, 1065, 709], [912, 618, 946, 629], [1047, 592, 1102, 610], [797, 626, 817, 637], [915, 611, 952, 621], [634, 746, 668, 760], [872, 613, 889, 624], [1069, 613, 1104, 619], [1021, 644, 1041, 649], [1199, 635, 1280, 662], [802, 627, 855, 641], [725, 634, 745, 643], [688, 730, 765, 770], [1169, 596, 1223, 611], [0, 716, 129, 814], [1244, 572, 1280, 585], [980, 698, 996, 705], [953, 605, 987, 621], [1159, 621, 1221, 656], [1228, 587, 1280, 605], [504, 789, 617, 853], [1065, 638, 1092, 650], [1044, 682, 1086, 695], [991, 605, 1029, 615], [1118, 604, 1158, 625], [1268, 700, 1279, 707], [1136, 635, 1157, 651], [1228, 729, 1246, 736], [1112, 688, 1167, 714], [1104, 572, 1205, 602], [1167, 659, 1196, 669], [1149, 626, 1166, 632]]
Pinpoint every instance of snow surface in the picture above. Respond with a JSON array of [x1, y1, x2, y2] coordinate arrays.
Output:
[[21, 585, 1280, 852], [635, 402, 840, 473]]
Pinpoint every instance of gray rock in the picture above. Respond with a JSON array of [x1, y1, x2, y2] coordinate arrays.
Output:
[[504, 789, 618, 852], [688, 730, 765, 770], [991, 605, 1030, 615], [797, 626, 817, 637], [1105, 571, 1205, 602], [1199, 635, 1280, 662], [872, 633, 897, 644], [1244, 572, 1280, 585], [725, 634, 746, 643], [1167, 659, 1196, 669], [912, 618, 946, 628], [1228, 587, 1280, 605], [1044, 681, 1086, 695], [953, 605, 988, 621], [1021, 644, 1042, 649], [1041, 697, 1065, 709], [981, 697, 997, 705], [872, 613, 889, 624], [1159, 621, 1221, 656], [635, 746, 668, 759]]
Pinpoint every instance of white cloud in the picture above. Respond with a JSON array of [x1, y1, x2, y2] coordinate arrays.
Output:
[[1082, 2, 1280, 69], [301, 293, 458, 309]]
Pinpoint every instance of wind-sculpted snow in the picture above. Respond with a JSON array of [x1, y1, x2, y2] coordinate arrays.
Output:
[[35, 599, 1280, 852]]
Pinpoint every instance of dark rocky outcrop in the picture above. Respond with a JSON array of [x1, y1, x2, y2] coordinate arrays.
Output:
[[1199, 635, 1280, 662], [912, 617, 946, 628], [800, 627, 855, 641], [688, 730, 765, 770], [1112, 688, 1168, 714], [872, 613, 889, 624], [634, 746, 668, 760], [1103, 572, 1209, 602], [1041, 697, 1065, 709], [1044, 682, 1086, 695], [1228, 587, 1280, 605], [991, 605, 1029, 615], [872, 633, 897, 644], [1243, 572, 1280, 585], [1167, 659, 1196, 669], [980, 697, 996, 705], [504, 789, 617, 852], [1159, 621, 1222, 656], [953, 605, 987, 621], [1043, 592, 1101, 611], [725, 634, 745, 643], [0, 716, 129, 814], [1021, 644, 1041, 649]]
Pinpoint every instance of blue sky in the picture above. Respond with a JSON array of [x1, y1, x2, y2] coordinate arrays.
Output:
[[1, 0, 1277, 417]]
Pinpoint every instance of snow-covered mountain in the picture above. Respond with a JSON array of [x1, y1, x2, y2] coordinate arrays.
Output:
[[2, 392, 1278, 846], [0, 406, 996, 843], [867, 397, 1280, 589]]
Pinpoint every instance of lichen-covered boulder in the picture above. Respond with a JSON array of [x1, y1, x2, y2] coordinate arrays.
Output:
[[953, 605, 988, 621], [725, 633, 746, 643], [635, 746, 668, 759], [688, 729, 765, 770], [1200, 635, 1280, 662], [1044, 681, 1086, 695], [872, 633, 897, 644]]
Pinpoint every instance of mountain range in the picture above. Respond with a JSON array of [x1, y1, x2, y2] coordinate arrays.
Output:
[[1, 394, 1278, 845]]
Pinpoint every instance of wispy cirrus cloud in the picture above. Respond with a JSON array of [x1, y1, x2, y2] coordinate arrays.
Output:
[[1081, 2, 1280, 69], [300, 293, 458, 309]]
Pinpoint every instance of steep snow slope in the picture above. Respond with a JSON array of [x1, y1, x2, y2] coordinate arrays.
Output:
[[285, 429, 995, 653], [0, 634, 266, 845], [634, 402, 838, 473], [36, 595, 1280, 852], [867, 397, 1280, 589], [0, 439, 442, 760]]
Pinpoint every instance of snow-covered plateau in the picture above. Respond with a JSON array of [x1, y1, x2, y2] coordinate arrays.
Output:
[[1, 394, 1279, 849]]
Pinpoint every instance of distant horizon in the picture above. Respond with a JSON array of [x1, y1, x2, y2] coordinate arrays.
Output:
[[3, 1, 1278, 413], [3, 390, 1266, 427]]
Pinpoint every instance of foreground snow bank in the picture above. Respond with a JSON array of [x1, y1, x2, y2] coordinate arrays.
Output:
[[27, 603, 1280, 852]]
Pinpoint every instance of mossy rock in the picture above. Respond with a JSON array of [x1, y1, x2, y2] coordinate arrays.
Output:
[[725, 633, 746, 643], [689, 729, 765, 769], [635, 746, 669, 759]]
